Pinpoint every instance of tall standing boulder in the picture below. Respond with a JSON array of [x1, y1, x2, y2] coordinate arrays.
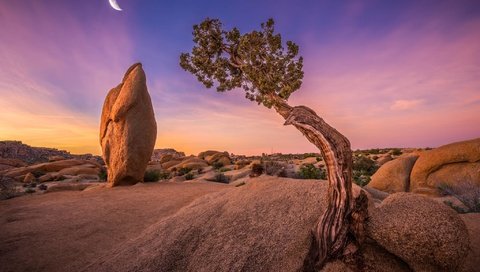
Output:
[[100, 63, 157, 186]]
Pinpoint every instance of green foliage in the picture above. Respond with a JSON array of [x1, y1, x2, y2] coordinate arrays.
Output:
[[25, 188, 35, 194], [302, 153, 319, 159], [177, 167, 192, 176], [391, 148, 402, 156], [144, 170, 161, 182], [98, 168, 107, 181], [212, 161, 224, 170], [32, 170, 46, 178], [214, 173, 230, 184], [316, 157, 322, 162], [352, 155, 378, 186], [219, 167, 231, 172], [180, 18, 304, 108], [250, 163, 264, 177], [353, 155, 378, 176], [264, 161, 285, 176], [297, 164, 326, 180], [185, 172, 195, 180], [352, 172, 371, 187]]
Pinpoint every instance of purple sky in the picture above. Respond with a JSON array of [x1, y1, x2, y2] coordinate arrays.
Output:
[[0, 0, 479, 155]]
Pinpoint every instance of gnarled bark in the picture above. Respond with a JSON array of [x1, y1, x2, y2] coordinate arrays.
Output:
[[271, 96, 367, 269]]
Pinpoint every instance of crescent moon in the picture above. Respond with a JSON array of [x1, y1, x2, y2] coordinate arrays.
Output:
[[109, 0, 122, 11]]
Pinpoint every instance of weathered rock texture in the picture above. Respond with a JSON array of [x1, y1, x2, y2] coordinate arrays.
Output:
[[367, 154, 419, 193], [368, 193, 470, 271], [88, 177, 328, 272], [100, 63, 157, 186], [410, 138, 480, 193]]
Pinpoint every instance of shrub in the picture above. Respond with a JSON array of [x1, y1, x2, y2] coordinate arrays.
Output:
[[297, 164, 325, 180], [98, 168, 107, 181], [25, 188, 35, 194], [353, 155, 378, 176], [0, 176, 19, 200], [185, 172, 195, 180], [438, 181, 480, 213], [32, 170, 46, 178], [212, 161, 224, 170], [213, 173, 229, 184], [316, 157, 322, 162], [219, 167, 231, 172], [353, 171, 371, 187], [158, 171, 171, 180], [177, 167, 192, 176], [264, 161, 284, 176], [250, 163, 264, 177], [144, 170, 161, 182], [391, 148, 402, 156]]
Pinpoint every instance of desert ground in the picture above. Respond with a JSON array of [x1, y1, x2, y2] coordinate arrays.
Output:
[[1, 138, 480, 271]]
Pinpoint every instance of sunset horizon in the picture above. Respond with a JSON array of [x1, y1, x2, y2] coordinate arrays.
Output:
[[1, 0, 479, 156]]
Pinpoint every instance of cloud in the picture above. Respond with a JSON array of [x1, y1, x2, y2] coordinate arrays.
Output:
[[390, 99, 423, 110]]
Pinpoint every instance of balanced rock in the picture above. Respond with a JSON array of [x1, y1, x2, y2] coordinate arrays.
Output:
[[367, 154, 419, 193], [410, 138, 480, 193], [367, 193, 469, 271], [100, 63, 157, 186]]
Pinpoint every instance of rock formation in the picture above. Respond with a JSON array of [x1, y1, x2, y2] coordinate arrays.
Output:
[[0, 141, 102, 165], [100, 63, 157, 186], [367, 154, 419, 193], [410, 138, 480, 193], [368, 193, 469, 271]]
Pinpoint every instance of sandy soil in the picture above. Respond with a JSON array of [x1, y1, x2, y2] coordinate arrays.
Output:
[[0, 181, 229, 272]]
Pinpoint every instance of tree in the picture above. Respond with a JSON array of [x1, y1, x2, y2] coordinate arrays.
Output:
[[180, 18, 368, 269]]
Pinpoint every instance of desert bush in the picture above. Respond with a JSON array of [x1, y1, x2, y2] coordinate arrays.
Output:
[[0, 176, 20, 200], [212, 161, 224, 170], [144, 170, 161, 182], [250, 163, 264, 177], [185, 172, 195, 180], [264, 161, 285, 176], [213, 173, 229, 184], [297, 164, 326, 180], [352, 171, 371, 187], [219, 167, 231, 172], [177, 167, 192, 176], [316, 157, 322, 162], [391, 148, 402, 156], [438, 181, 480, 213], [98, 168, 107, 181], [25, 188, 35, 194], [353, 155, 378, 176], [32, 170, 46, 178]]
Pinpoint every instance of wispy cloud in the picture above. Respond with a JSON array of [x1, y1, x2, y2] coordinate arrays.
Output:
[[390, 99, 423, 110]]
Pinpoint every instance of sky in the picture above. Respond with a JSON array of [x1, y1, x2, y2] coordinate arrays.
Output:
[[0, 0, 479, 156]]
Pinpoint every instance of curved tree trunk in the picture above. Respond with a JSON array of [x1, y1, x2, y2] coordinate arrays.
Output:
[[270, 95, 367, 269]]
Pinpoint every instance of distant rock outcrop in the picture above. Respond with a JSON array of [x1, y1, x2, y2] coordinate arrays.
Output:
[[0, 141, 102, 165], [198, 150, 232, 166], [100, 63, 157, 186], [150, 148, 185, 163]]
